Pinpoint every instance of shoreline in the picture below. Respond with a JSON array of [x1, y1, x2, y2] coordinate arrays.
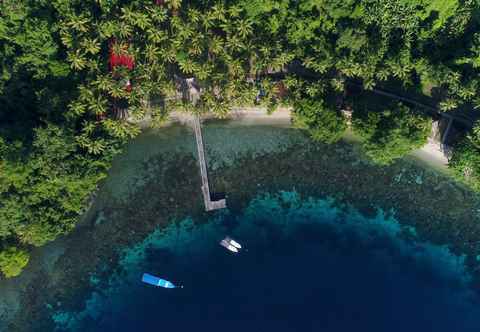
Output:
[[164, 106, 293, 127], [411, 140, 449, 172], [163, 107, 450, 171], [1, 120, 479, 331]]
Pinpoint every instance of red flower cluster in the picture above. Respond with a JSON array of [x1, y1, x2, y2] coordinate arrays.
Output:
[[109, 41, 135, 70]]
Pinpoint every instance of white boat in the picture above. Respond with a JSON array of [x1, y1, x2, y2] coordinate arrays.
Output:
[[225, 236, 242, 249], [220, 239, 239, 253]]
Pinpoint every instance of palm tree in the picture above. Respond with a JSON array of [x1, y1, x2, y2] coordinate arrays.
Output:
[[219, 21, 233, 35], [120, 6, 136, 24], [148, 6, 168, 24], [87, 95, 108, 116], [339, 63, 358, 78], [209, 35, 224, 56], [188, 35, 204, 56], [211, 4, 226, 22], [236, 19, 253, 39], [306, 83, 323, 97], [439, 98, 458, 112], [134, 12, 152, 31], [94, 75, 114, 92], [363, 78, 376, 90], [177, 22, 194, 42], [118, 22, 133, 39], [457, 85, 476, 101], [228, 4, 243, 18], [103, 119, 141, 140], [227, 58, 244, 78], [166, 0, 182, 13], [78, 84, 95, 103], [187, 8, 201, 24], [202, 12, 215, 30], [387, 59, 410, 81], [330, 77, 345, 93], [77, 134, 106, 155], [164, 45, 177, 63], [95, 0, 112, 11], [66, 15, 90, 33], [195, 62, 213, 81], [147, 28, 168, 44], [302, 56, 316, 70], [86, 59, 101, 73], [59, 29, 73, 48], [82, 38, 101, 55], [145, 44, 161, 63], [81, 121, 97, 136], [376, 68, 390, 81], [170, 15, 183, 31], [108, 84, 127, 99], [111, 41, 129, 56], [271, 53, 294, 72], [178, 58, 197, 75], [68, 101, 86, 116], [67, 50, 87, 70], [225, 35, 245, 53], [98, 21, 117, 39]]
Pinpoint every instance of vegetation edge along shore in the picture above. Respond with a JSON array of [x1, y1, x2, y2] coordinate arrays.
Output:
[[1, 0, 480, 277]]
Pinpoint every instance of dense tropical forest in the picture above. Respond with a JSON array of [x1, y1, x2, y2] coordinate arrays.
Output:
[[0, 0, 479, 277]]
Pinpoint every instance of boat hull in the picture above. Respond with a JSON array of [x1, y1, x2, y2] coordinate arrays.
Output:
[[142, 273, 176, 288], [220, 240, 239, 253]]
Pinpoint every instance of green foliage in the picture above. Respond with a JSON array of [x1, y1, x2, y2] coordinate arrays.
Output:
[[401, 0, 459, 32], [450, 124, 480, 191], [0, 1, 68, 84], [353, 103, 432, 165], [293, 98, 347, 144], [0, 246, 29, 278], [0, 125, 112, 246], [0, 0, 479, 278]]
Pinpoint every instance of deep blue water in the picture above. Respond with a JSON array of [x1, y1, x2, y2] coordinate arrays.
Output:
[[53, 191, 480, 332]]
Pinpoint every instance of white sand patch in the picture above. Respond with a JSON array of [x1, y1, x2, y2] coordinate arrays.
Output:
[[164, 106, 293, 127], [411, 138, 450, 171]]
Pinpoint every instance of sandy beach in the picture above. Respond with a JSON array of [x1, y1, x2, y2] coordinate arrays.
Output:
[[164, 106, 293, 126], [165, 107, 450, 169], [412, 138, 450, 171]]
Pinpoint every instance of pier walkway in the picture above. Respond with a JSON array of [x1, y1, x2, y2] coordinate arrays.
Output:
[[192, 115, 226, 211]]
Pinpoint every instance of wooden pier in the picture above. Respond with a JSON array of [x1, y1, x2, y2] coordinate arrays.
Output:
[[192, 115, 226, 211]]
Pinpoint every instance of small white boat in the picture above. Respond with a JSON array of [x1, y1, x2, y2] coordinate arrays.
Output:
[[220, 239, 239, 253], [225, 236, 242, 249]]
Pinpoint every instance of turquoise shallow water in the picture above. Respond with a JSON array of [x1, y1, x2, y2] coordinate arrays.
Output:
[[2, 123, 478, 331], [52, 191, 480, 332]]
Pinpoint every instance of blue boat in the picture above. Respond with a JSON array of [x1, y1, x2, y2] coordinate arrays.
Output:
[[142, 273, 178, 288]]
